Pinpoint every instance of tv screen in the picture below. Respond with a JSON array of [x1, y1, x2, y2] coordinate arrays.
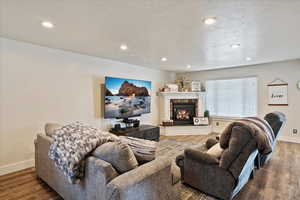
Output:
[[104, 76, 151, 119]]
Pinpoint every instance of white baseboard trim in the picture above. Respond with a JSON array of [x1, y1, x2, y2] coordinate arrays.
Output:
[[0, 159, 34, 176], [278, 136, 300, 144]]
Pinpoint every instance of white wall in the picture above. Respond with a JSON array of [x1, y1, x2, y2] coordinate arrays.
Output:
[[178, 60, 300, 141], [0, 38, 175, 174]]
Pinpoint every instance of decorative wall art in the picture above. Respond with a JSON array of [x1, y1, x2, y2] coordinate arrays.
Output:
[[268, 78, 288, 106], [191, 81, 201, 92]]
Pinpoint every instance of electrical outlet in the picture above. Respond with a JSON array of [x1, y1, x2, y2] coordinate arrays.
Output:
[[293, 129, 298, 135]]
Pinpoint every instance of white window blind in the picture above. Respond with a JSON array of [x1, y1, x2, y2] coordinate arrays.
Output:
[[206, 77, 257, 117]]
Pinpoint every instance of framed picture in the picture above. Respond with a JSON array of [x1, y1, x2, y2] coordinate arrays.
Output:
[[268, 80, 288, 106], [191, 81, 201, 92]]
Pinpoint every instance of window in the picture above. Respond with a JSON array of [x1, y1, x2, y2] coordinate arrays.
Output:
[[206, 77, 257, 117]]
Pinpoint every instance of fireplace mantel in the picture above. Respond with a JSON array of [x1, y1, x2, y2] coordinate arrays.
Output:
[[158, 91, 206, 124], [158, 91, 205, 97]]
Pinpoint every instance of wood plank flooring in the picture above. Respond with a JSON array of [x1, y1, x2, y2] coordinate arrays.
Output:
[[0, 136, 299, 200]]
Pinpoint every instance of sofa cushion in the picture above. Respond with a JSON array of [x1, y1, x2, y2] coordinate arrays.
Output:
[[206, 143, 224, 159], [92, 141, 138, 174], [45, 123, 62, 137], [119, 136, 157, 164]]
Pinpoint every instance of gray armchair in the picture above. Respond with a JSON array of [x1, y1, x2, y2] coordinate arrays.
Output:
[[176, 125, 258, 200]]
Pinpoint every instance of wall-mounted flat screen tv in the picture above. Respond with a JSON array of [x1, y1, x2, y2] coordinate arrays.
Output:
[[104, 76, 151, 119]]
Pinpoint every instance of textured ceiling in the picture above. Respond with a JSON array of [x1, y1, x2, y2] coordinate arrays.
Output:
[[1, 0, 300, 71]]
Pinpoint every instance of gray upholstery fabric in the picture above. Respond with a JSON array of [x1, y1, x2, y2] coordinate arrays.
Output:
[[35, 134, 179, 200], [119, 136, 157, 164], [220, 120, 272, 155], [92, 141, 138, 174], [185, 148, 219, 164], [205, 138, 218, 149], [184, 155, 235, 200], [106, 156, 179, 200], [264, 112, 286, 137], [36, 134, 118, 200], [220, 126, 252, 169], [177, 122, 261, 200], [229, 140, 257, 180], [45, 123, 62, 136], [256, 112, 286, 167]]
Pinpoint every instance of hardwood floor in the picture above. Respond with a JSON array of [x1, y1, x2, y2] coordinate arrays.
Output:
[[0, 136, 299, 200]]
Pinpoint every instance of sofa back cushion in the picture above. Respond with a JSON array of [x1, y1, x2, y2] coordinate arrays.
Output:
[[228, 139, 257, 179], [119, 136, 157, 164], [220, 125, 253, 169], [92, 141, 138, 174]]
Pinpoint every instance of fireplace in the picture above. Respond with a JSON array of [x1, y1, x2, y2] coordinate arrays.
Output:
[[170, 99, 197, 125]]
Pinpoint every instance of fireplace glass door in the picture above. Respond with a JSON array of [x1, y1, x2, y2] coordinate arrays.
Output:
[[172, 103, 196, 125]]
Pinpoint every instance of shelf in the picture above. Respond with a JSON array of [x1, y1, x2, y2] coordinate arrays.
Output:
[[157, 91, 205, 96]]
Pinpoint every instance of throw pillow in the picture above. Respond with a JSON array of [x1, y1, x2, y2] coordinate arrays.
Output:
[[92, 141, 138, 173], [119, 136, 157, 164], [45, 123, 62, 137], [206, 143, 224, 159]]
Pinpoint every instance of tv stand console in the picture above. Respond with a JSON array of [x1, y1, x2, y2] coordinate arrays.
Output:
[[109, 125, 160, 141]]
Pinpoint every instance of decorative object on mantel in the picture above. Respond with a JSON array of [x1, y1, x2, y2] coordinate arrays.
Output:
[[165, 84, 178, 92], [268, 78, 288, 106], [175, 75, 192, 92], [159, 83, 178, 92], [201, 82, 206, 92], [175, 75, 186, 91], [191, 81, 201, 92]]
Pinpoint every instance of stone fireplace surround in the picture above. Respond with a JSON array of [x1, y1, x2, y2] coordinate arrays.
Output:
[[158, 92, 212, 136]]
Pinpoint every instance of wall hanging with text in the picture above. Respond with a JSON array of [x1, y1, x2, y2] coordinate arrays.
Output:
[[268, 78, 288, 106]]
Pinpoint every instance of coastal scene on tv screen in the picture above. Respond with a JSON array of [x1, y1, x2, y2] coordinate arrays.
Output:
[[104, 77, 151, 118]]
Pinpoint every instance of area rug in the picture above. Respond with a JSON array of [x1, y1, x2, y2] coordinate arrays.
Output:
[[156, 134, 216, 200]]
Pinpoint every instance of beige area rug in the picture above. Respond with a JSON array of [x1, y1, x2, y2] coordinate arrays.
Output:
[[156, 134, 216, 200]]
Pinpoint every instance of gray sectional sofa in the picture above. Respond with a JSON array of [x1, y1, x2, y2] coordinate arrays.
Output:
[[35, 134, 179, 200]]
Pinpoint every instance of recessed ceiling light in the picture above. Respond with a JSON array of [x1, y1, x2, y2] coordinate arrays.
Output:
[[186, 65, 192, 69], [246, 57, 252, 61], [231, 44, 241, 49], [161, 57, 167, 62], [41, 21, 54, 29], [203, 17, 217, 25], [120, 44, 128, 51]]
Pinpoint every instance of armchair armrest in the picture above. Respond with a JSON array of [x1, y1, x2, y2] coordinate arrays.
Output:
[[175, 153, 184, 168], [106, 156, 179, 200], [184, 148, 219, 165]]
